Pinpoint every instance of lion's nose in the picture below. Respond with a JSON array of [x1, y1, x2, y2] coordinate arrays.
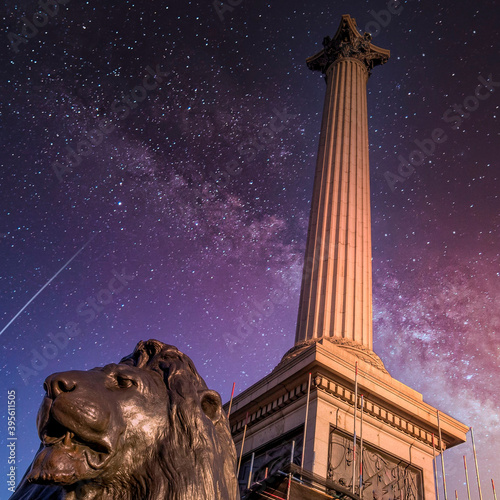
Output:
[[44, 372, 77, 398]]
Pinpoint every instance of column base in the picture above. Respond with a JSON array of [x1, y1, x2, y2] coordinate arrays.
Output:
[[279, 337, 389, 374]]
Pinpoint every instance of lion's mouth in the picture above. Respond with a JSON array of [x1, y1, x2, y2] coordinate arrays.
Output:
[[40, 418, 112, 470]]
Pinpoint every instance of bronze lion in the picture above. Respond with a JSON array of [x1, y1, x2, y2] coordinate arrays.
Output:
[[11, 339, 240, 500]]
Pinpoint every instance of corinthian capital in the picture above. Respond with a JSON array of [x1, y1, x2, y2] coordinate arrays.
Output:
[[307, 15, 390, 75]]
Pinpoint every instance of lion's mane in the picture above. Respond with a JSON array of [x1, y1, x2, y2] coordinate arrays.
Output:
[[11, 339, 240, 500]]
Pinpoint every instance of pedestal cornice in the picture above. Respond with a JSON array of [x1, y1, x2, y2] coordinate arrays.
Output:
[[226, 342, 468, 451]]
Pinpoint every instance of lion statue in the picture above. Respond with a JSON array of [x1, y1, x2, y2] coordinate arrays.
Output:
[[11, 339, 240, 500]]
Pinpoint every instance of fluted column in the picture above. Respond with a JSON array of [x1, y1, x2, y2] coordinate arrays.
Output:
[[295, 15, 389, 350]]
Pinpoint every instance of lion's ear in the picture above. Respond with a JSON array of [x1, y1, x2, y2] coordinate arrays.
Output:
[[200, 390, 223, 424]]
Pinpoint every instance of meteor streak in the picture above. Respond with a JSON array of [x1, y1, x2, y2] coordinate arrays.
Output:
[[0, 233, 97, 336]]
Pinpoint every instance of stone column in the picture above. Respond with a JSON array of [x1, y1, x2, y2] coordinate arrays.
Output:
[[295, 15, 390, 350]]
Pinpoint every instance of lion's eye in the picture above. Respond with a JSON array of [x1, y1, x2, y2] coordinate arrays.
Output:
[[115, 376, 134, 389]]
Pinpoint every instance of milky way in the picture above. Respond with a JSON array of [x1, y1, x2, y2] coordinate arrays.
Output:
[[1, 0, 498, 497]]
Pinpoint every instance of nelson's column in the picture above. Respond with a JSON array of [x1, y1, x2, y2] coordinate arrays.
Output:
[[226, 15, 468, 500]]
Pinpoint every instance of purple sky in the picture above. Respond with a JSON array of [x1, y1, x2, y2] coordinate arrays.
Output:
[[1, 0, 499, 498]]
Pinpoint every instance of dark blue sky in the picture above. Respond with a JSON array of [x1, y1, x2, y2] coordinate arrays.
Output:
[[1, 0, 499, 497]]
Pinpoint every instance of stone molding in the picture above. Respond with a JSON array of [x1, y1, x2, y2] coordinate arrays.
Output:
[[313, 372, 442, 449], [230, 379, 309, 435], [230, 371, 444, 451], [278, 337, 389, 374]]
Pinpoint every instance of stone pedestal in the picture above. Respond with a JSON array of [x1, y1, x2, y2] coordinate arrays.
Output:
[[228, 344, 468, 499]]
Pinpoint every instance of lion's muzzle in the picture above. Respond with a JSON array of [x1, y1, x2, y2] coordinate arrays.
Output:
[[27, 369, 126, 485]]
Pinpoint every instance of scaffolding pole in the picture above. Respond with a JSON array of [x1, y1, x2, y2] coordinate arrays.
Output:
[[433, 433, 440, 500], [359, 394, 364, 499], [287, 440, 295, 500], [437, 411, 448, 500], [237, 412, 249, 478], [463, 455, 471, 500], [301, 373, 312, 470], [247, 452, 255, 489], [227, 382, 236, 418], [352, 362, 358, 495], [470, 427, 483, 500]]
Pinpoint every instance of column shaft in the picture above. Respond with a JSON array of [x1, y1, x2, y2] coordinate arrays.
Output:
[[295, 58, 372, 349]]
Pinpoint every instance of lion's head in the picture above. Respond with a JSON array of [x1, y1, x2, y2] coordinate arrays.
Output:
[[11, 339, 240, 500]]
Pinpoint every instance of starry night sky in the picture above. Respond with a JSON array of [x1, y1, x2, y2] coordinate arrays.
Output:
[[1, 0, 499, 497]]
